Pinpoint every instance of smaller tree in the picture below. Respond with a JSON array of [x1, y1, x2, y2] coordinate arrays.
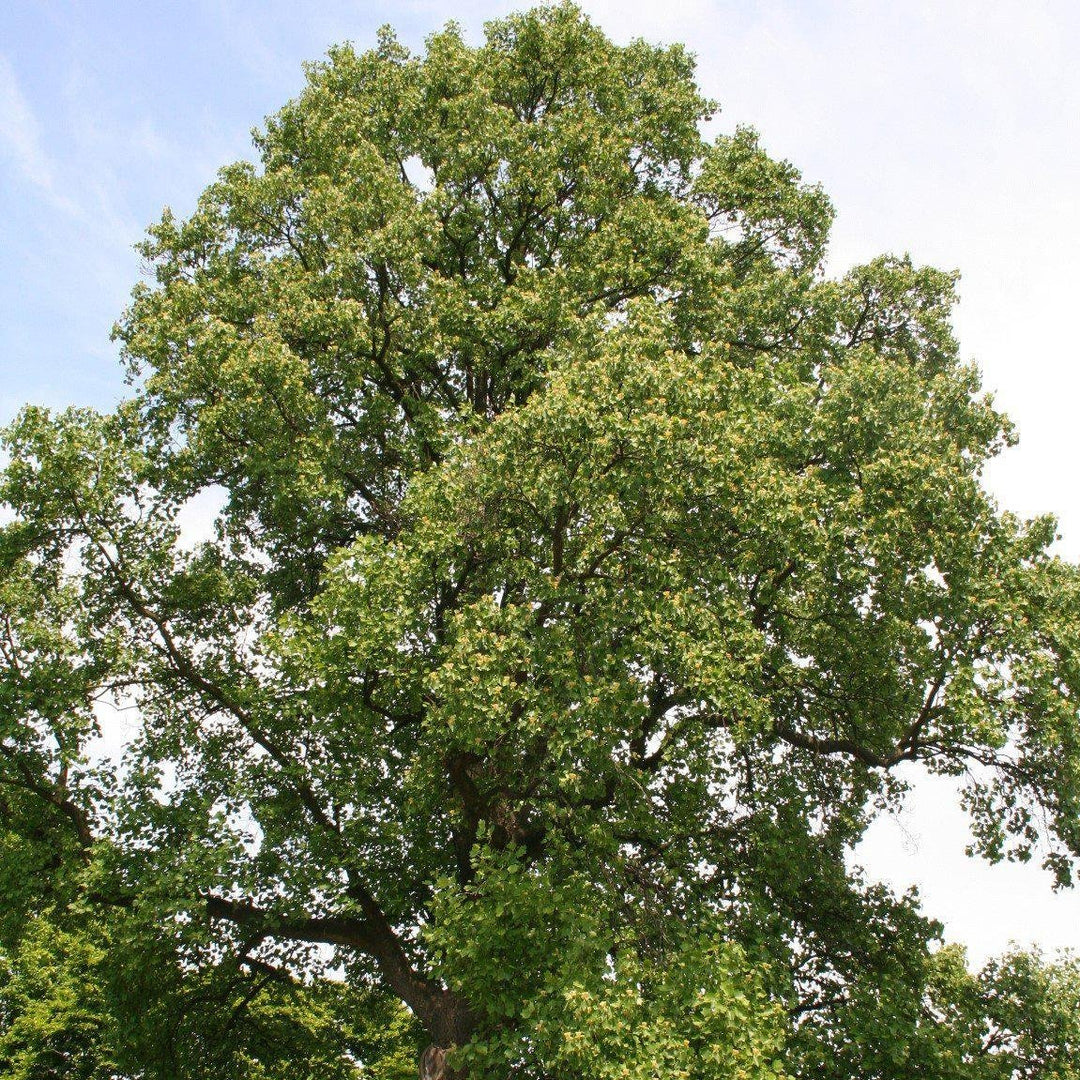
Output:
[[0, 910, 425, 1080]]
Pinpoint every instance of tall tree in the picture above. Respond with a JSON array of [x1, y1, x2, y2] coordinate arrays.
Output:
[[2, 5, 1079, 1076]]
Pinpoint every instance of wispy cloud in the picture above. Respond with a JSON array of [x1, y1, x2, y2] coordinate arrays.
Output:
[[0, 53, 54, 188], [0, 52, 82, 217]]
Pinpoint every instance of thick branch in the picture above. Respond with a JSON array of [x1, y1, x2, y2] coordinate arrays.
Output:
[[773, 668, 948, 769], [772, 721, 919, 769], [0, 744, 94, 849], [206, 895, 475, 1047]]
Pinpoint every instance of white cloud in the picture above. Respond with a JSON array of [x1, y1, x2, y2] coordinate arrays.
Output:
[[856, 770, 1080, 965]]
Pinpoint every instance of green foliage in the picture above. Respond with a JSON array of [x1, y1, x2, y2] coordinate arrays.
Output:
[[3, 3, 1080, 1076], [0, 922, 118, 1080]]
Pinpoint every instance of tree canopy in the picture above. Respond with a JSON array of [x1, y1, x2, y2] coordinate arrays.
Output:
[[2, 5, 1080, 1077]]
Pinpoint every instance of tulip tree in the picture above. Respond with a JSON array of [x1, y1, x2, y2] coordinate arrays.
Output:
[[3, 5, 1080, 1077]]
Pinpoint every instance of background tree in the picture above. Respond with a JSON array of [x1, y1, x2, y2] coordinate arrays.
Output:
[[2, 4, 1079, 1077]]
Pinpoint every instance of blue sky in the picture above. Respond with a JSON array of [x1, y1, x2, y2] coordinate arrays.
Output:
[[3, 0, 1079, 961]]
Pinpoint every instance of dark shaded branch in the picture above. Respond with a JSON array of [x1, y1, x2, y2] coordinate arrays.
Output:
[[206, 894, 475, 1046], [772, 721, 920, 769], [0, 744, 94, 849]]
